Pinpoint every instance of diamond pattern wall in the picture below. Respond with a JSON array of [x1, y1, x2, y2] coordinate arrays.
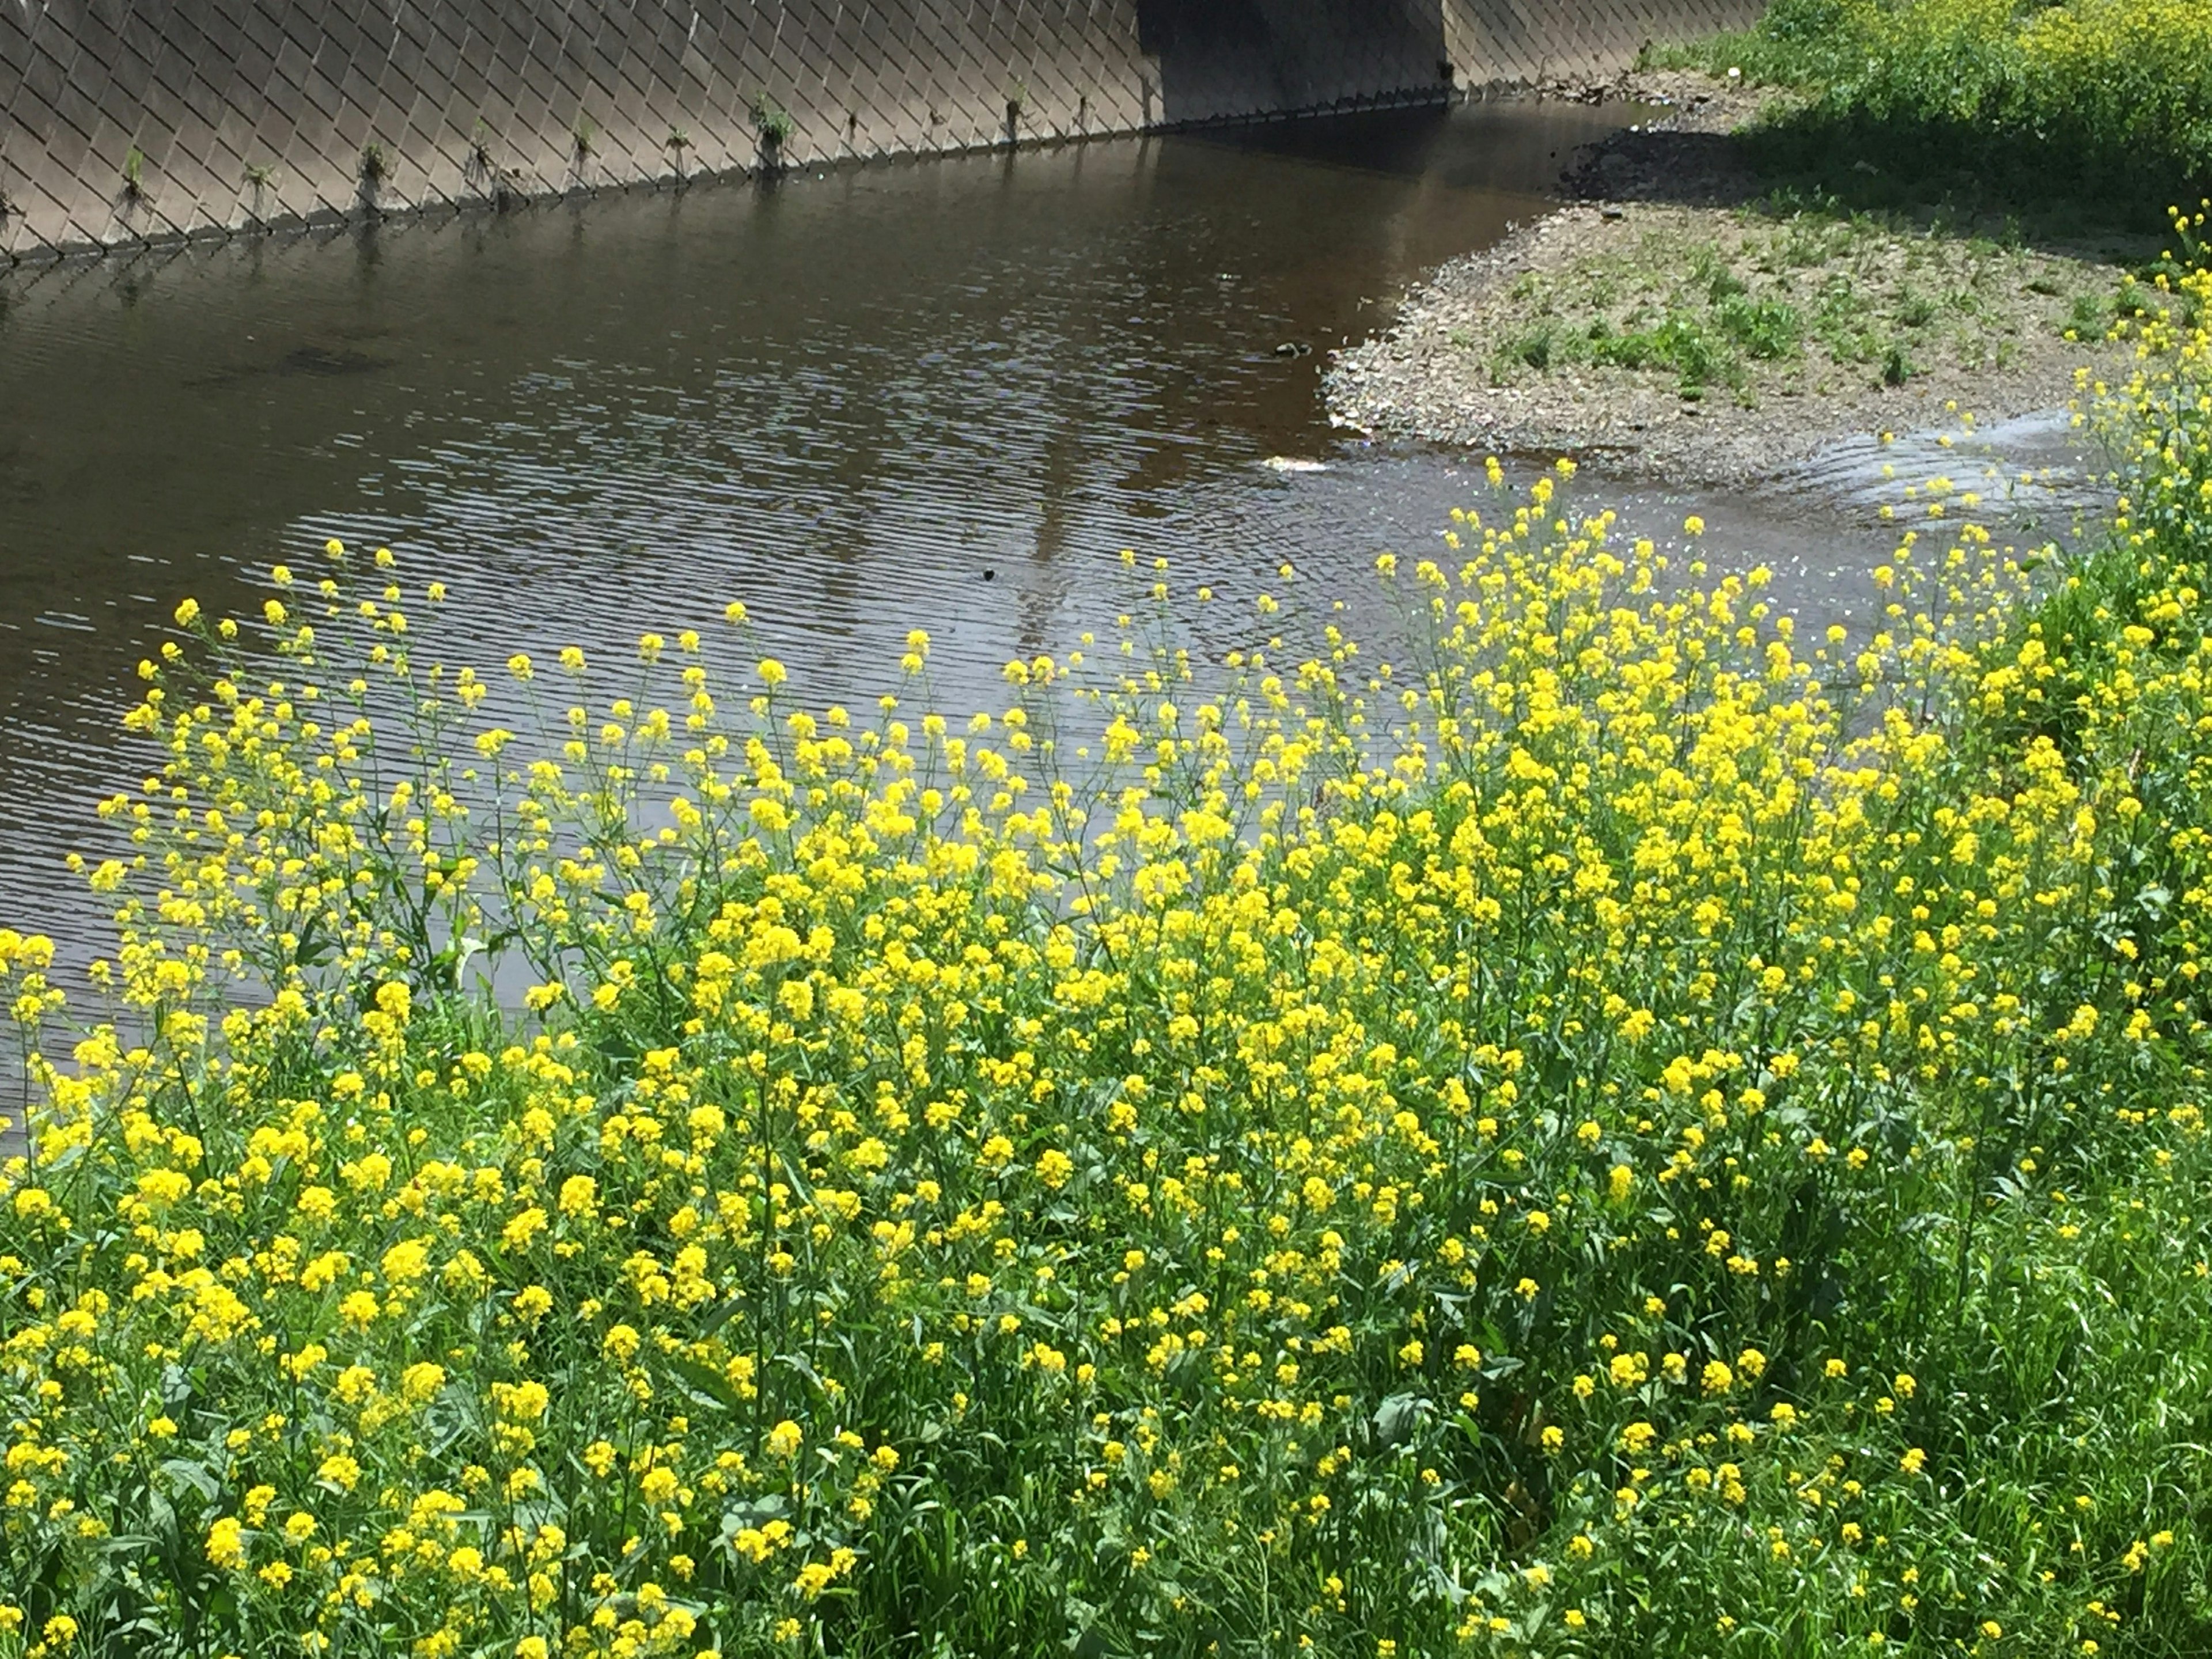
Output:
[[1, 2, 1763, 260], [1444, 0, 1764, 87]]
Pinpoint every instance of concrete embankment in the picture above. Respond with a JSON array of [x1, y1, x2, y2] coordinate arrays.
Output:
[[0, 0, 1758, 260]]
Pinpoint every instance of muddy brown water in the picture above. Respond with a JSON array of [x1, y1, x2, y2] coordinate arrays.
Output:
[[0, 97, 2108, 987]]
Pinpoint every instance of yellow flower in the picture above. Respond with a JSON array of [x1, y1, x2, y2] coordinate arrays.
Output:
[[337, 1290, 380, 1327], [205, 1516, 246, 1569], [402, 1362, 447, 1402], [380, 1237, 430, 1283], [316, 1453, 362, 1493], [494, 1380, 550, 1420]]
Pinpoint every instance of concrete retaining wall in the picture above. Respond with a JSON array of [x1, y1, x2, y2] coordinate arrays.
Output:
[[0, 1, 1762, 260], [1445, 0, 1760, 86]]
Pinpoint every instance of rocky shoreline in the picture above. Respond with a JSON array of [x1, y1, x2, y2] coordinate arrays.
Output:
[[1326, 71, 2135, 488]]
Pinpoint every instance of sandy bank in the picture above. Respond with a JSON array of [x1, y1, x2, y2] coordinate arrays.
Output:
[[1327, 72, 2135, 487]]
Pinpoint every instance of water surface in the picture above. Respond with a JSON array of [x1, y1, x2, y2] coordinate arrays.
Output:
[[0, 97, 2096, 968]]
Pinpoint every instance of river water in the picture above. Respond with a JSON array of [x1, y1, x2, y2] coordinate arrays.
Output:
[[0, 98, 2099, 969]]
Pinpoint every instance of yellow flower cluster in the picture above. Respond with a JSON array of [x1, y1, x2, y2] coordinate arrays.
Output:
[[3, 214, 2211, 1659]]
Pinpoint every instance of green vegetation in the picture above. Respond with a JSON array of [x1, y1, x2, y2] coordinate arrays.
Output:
[[1661, 0, 2212, 210], [753, 95, 796, 156], [1482, 205, 2108, 402], [3, 214, 2212, 1658]]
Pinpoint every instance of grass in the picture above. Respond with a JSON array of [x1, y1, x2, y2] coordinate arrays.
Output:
[[1651, 0, 2212, 218], [1475, 204, 2110, 402]]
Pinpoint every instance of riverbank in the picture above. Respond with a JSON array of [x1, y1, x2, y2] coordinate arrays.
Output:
[[9, 237, 2212, 1652], [8, 28, 2212, 1644], [1328, 69, 2139, 486]]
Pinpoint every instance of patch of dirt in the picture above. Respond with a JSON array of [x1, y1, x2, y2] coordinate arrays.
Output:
[[1325, 71, 2134, 488]]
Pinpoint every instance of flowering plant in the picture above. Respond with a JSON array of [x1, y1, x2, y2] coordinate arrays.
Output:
[[3, 211, 2211, 1659]]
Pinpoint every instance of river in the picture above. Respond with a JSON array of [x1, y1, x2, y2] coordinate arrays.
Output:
[[0, 97, 2090, 968]]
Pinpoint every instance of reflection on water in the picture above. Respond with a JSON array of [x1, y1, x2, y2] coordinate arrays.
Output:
[[0, 94, 2103, 971], [0, 99, 1643, 960]]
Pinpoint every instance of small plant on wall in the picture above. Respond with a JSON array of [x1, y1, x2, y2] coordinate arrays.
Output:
[[573, 115, 597, 161], [666, 125, 691, 183], [243, 161, 277, 219], [356, 142, 389, 215], [120, 146, 146, 202], [465, 119, 521, 207], [752, 92, 793, 171]]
